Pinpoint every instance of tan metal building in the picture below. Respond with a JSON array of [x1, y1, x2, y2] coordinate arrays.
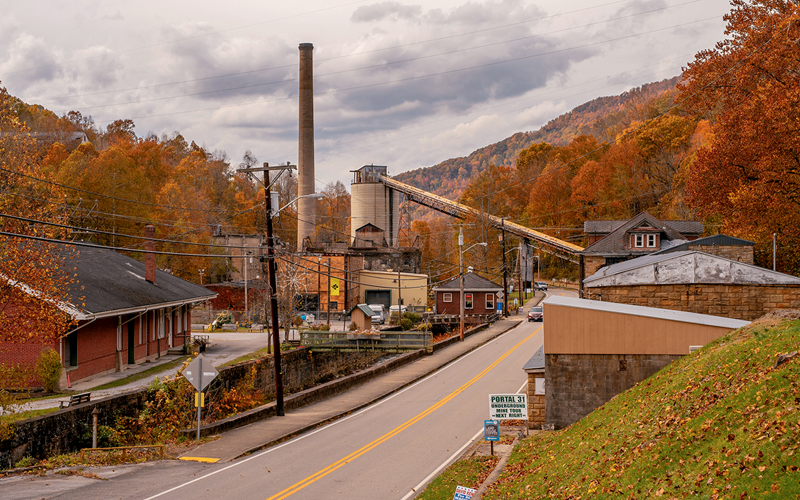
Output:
[[542, 295, 749, 429], [356, 270, 428, 312]]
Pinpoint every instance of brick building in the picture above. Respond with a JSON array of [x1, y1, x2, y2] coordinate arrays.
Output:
[[0, 241, 215, 388], [432, 271, 502, 317]]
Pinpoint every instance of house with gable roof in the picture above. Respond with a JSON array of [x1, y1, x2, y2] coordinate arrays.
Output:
[[432, 270, 502, 318]]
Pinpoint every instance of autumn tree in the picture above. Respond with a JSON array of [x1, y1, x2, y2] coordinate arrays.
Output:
[[317, 181, 351, 244], [0, 84, 77, 347], [678, 0, 800, 272]]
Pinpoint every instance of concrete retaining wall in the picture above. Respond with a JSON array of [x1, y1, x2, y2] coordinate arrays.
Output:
[[544, 353, 681, 429]]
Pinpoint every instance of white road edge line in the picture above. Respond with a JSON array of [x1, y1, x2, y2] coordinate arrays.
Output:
[[144, 320, 532, 500], [400, 428, 485, 500]]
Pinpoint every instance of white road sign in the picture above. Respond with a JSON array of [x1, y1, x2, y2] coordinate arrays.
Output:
[[183, 354, 219, 392], [489, 393, 527, 420]]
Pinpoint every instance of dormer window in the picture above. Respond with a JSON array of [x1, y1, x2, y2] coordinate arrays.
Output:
[[632, 232, 659, 249], [634, 234, 644, 248], [647, 234, 657, 248]]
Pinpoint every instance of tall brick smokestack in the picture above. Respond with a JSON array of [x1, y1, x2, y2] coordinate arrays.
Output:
[[145, 225, 156, 284], [297, 42, 316, 250]]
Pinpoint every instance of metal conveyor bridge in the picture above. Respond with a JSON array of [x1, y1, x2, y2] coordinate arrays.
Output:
[[379, 175, 584, 264]]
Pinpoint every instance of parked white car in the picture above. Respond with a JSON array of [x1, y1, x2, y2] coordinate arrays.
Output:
[[368, 304, 386, 324]]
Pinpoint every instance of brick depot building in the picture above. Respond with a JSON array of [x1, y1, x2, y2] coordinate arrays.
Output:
[[0, 240, 215, 388]]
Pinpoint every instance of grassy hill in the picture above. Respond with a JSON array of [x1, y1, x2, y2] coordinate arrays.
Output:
[[484, 312, 800, 499], [394, 77, 679, 202]]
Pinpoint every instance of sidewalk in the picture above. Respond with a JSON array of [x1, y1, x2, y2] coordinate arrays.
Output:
[[19, 331, 273, 412], [180, 296, 543, 463]]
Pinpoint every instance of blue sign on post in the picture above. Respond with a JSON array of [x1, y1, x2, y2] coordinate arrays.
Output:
[[484, 419, 499, 441]]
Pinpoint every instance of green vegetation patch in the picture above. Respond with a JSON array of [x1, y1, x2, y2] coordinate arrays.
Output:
[[89, 356, 190, 390], [417, 456, 499, 500], [484, 315, 800, 499]]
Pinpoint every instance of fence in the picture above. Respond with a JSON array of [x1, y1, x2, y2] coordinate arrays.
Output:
[[300, 331, 433, 353]]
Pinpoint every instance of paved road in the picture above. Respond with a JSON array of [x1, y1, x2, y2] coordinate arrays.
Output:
[[5, 290, 580, 499]]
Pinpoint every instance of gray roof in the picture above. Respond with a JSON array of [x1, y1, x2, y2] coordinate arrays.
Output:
[[584, 250, 800, 287], [55, 244, 215, 320], [543, 295, 750, 329], [653, 234, 755, 255], [582, 212, 688, 256], [584, 218, 703, 236], [523, 346, 545, 371], [432, 272, 502, 291], [348, 303, 377, 317]]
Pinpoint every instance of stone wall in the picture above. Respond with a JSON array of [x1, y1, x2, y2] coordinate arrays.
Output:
[[525, 372, 545, 429], [689, 244, 753, 264], [584, 283, 800, 321], [0, 347, 386, 469], [545, 353, 681, 429]]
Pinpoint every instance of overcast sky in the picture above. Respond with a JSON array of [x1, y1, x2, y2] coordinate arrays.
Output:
[[2, 0, 730, 191]]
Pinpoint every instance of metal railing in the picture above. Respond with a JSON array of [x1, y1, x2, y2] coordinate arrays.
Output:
[[299, 331, 433, 353]]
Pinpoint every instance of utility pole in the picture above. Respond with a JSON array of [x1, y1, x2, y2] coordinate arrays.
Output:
[[236, 161, 297, 417], [326, 258, 331, 328], [501, 218, 508, 317], [459, 226, 464, 341], [517, 243, 524, 313]]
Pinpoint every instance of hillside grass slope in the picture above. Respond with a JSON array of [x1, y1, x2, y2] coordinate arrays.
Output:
[[485, 311, 800, 499]]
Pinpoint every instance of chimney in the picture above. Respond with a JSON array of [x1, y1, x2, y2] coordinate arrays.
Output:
[[297, 42, 316, 250], [145, 225, 156, 284]]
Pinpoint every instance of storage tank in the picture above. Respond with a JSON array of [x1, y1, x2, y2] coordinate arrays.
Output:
[[350, 165, 400, 247]]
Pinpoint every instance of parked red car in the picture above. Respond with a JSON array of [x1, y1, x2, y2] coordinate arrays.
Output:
[[527, 306, 543, 322]]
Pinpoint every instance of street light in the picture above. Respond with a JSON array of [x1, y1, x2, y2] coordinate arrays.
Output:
[[273, 193, 325, 217], [459, 229, 487, 341]]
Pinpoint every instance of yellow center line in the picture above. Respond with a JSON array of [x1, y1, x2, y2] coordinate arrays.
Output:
[[266, 325, 542, 500]]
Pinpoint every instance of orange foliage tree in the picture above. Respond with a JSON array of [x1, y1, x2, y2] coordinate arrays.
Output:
[[0, 85, 77, 345], [678, 0, 800, 273]]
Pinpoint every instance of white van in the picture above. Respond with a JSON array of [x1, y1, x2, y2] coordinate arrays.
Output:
[[368, 304, 386, 324]]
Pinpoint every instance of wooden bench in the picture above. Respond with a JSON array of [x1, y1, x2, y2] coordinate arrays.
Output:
[[60, 392, 91, 409]]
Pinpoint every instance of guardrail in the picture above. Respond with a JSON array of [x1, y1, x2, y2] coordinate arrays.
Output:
[[299, 331, 433, 353]]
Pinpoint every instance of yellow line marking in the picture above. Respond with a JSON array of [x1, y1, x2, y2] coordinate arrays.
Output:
[[266, 325, 542, 500], [180, 457, 220, 463]]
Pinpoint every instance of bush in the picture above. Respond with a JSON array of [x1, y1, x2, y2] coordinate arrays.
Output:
[[36, 348, 62, 393], [403, 312, 422, 324], [349, 322, 358, 331], [400, 318, 413, 331]]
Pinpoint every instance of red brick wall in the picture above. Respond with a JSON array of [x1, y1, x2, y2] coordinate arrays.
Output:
[[584, 284, 800, 321], [436, 291, 497, 315]]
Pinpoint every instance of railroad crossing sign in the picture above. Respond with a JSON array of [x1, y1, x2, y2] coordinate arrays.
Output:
[[183, 354, 219, 392]]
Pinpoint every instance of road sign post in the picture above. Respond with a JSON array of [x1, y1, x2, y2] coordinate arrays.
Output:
[[484, 419, 499, 456], [182, 355, 219, 440]]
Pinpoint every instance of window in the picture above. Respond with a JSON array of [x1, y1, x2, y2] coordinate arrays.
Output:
[[443, 293, 452, 303], [138, 316, 143, 345], [634, 234, 644, 248], [158, 310, 165, 339], [647, 234, 657, 248], [64, 332, 78, 366], [177, 306, 183, 333], [465, 293, 473, 309], [485, 293, 494, 310], [329, 302, 338, 311]]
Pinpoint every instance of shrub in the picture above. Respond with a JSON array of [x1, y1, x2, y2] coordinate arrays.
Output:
[[36, 348, 62, 393], [400, 318, 413, 331], [403, 312, 422, 324], [349, 322, 358, 331]]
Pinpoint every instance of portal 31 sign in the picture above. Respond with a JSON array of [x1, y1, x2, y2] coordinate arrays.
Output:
[[489, 393, 527, 420]]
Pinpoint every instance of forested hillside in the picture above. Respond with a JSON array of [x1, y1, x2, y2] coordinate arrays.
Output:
[[394, 77, 679, 202]]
